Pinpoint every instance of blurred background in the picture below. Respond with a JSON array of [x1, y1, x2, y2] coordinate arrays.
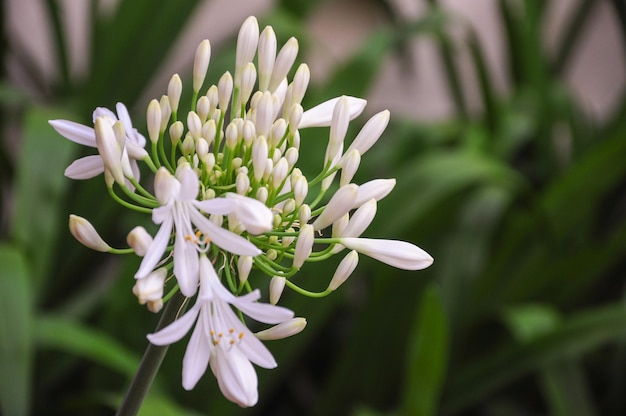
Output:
[[2, 0, 626, 415]]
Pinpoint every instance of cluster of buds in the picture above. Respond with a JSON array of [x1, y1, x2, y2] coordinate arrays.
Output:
[[52, 16, 433, 408]]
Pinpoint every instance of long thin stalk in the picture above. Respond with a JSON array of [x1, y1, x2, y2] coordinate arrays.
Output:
[[116, 291, 187, 416]]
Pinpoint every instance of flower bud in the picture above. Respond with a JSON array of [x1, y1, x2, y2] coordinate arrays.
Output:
[[236, 170, 250, 195], [154, 167, 177, 205], [258, 26, 277, 91], [328, 250, 359, 290], [218, 71, 233, 112], [290, 64, 310, 106], [237, 256, 253, 284], [167, 74, 182, 114], [133, 267, 166, 304], [269, 37, 298, 92], [271, 157, 289, 189], [159, 95, 171, 132], [94, 117, 124, 185], [294, 224, 314, 269], [353, 178, 396, 208], [282, 228, 296, 247], [69, 214, 112, 252], [340, 149, 361, 186], [252, 136, 268, 181], [240, 63, 257, 108], [187, 111, 202, 139], [342, 198, 377, 238], [127, 226, 153, 256], [298, 204, 311, 224], [147, 99, 161, 143], [269, 276, 286, 305], [312, 184, 358, 231], [196, 96, 210, 122], [169, 121, 184, 145], [345, 109, 389, 157], [235, 16, 259, 74], [193, 39, 211, 92], [255, 317, 307, 341], [256, 186, 268, 204], [340, 238, 434, 270]]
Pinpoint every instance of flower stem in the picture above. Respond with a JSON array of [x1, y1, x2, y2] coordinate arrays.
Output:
[[116, 291, 187, 416]]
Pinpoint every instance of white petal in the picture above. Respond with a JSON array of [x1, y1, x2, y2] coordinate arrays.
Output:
[[190, 209, 261, 256], [211, 347, 258, 407], [193, 198, 237, 216], [181, 309, 211, 390], [49, 119, 96, 147], [173, 224, 200, 297], [226, 194, 273, 235], [64, 155, 104, 179], [125, 139, 148, 160], [147, 304, 200, 345], [216, 300, 277, 368], [233, 290, 294, 324], [135, 216, 173, 278], [176, 165, 200, 201], [299, 96, 367, 128], [340, 238, 434, 270]]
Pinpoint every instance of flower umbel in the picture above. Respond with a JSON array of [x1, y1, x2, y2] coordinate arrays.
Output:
[[52, 15, 433, 410]]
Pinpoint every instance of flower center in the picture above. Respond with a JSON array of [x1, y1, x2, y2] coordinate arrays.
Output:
[[210, 328, 244, 347], [185, 230, 211, 253]]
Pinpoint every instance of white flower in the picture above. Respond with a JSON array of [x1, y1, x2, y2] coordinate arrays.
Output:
[[135, 165, 271, 297], [340, 237, 433, 270], [49, 102, 147, 181], [147, 255, 294, 407]]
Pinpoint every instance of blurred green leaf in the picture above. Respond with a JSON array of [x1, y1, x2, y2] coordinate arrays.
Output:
[[403, 284, 449, 416], [386, 150, 523, 232], [35, 315, 140, 378], [0, 244, 33, 416], [444, 302, 626, 414], [10, 106, 75, 296], [89, 0, 203, 107], [540, 360, 596, 416], [503, 304, 560, 342]]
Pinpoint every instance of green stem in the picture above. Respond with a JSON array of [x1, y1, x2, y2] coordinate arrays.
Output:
[[116, 291, 187, 416]]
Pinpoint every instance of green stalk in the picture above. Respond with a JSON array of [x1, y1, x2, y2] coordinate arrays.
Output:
[[115, 291, 187, 416]]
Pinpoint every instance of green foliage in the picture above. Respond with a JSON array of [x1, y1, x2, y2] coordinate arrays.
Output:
[[2, 0, 626, 414]]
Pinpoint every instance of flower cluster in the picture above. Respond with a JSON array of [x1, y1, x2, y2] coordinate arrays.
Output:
[[51, 16, 433, 408]]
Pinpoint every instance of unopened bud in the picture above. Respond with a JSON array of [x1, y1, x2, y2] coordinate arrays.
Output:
[[328, 250, 359, 290], [255, 317, 307, 340], [127, 226, 153, 256], [69, 214, 112, 252], [269, 276, 286, 305]]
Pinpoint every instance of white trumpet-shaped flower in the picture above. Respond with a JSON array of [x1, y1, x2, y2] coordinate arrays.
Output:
[[135, 165, 272, 297], [49, 102, 147, 181], [147, 255, 294, 407]]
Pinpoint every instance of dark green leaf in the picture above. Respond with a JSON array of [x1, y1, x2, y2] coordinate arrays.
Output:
[[403, 284, 449, 416], [0, 244, 33, 416]]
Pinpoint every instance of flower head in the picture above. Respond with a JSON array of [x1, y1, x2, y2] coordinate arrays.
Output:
[[52, 14, 433, 408]]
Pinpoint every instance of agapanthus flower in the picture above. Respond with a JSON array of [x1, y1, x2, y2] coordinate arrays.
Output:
[[54, 13, 434, 410], [49, 102, 148, 181], [147, 255, 293, 407]]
